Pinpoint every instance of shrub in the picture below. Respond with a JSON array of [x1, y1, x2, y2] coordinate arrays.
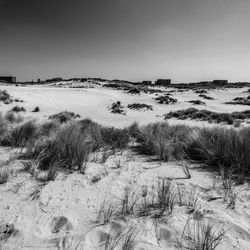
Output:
[[49, 111, 80, 123], [32, 106, 40, 112], [155, 95, 177, 104], [100, 127, 130, 150], [0, 170, 9, 184], [33, 122, 93, 172], [127, 103, 153, 111], [110, 101, 126, 115], [0, 90, 11, 102], [186, 127, 250, 179], [0, 113, 7, 137], [164, 108, 249, 125], [199, 94, 214, 100], [188, 100, 206, 105], [39, 120, 59, 136], [127, 87, 140, 94], [4, 111, 23, 123], [134, 122, 190, 161], [1, 120, 38, 148], [11, 106, 26, 112]]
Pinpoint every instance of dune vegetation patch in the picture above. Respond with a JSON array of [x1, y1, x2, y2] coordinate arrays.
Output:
[[199, 94, 214, 100], [155, 95, 177, 104], [188, 100, 206, 105], [133, 121, 250, 181], [109, 101, 126, 115], [164, 108, 250, 125], [0, 90, 23, 105], [4, 111, 23, 123], [194, 89, 208, 94], [127, 87, 140, 94], [49, 111, 80, 123], [11, 106, 26, 112], [127, 103, 153, 111], [225, 96, 250, 106]]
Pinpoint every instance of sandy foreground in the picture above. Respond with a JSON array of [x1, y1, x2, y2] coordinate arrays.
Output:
[[0, 83, 250, 249]]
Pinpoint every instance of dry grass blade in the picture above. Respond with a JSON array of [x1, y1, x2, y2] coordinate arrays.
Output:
[[180, 218, 226, 250]]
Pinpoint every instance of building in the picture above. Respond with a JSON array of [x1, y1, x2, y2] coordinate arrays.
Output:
[[212, 80, 228, 85], [0, 76, 16, 83], [45, 77, 63, 82], [155, 79, 171, 86]]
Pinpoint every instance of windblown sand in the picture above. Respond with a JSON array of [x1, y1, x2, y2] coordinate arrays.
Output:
[[0, 83, 250, 249]]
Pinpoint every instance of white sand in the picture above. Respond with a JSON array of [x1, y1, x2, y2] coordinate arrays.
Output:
[[0, 83, 249, 127], [0, 83, 250, 249]]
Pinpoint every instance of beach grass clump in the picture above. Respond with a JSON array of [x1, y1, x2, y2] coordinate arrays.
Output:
[[49, 111, 80, 123], [4, 111, 24, 123], [134, 122, 190, 161], [186, 127, 250, 179], [11, 106, 26, 112], [1, 120, 38, 149], [164, 108, 244, 125], [100, 126, 130, 150], [33, 122, 92, 172]]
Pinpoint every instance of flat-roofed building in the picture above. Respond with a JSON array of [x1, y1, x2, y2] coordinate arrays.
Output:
[[213, 80, 228, 85], [155, 79, 171, 86], [0, 76, 16, 83]]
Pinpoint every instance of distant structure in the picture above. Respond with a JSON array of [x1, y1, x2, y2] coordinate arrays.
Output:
[[212, 80, 228, 85], [0, 76, 16, 83], [45, 77, 63, 82], [155, 79, 171, 86], [142, 81, 152, 85]]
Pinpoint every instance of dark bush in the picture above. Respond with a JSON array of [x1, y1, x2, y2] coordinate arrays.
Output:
[[127, 103, 153, 111], [32, 106, 40, 112], [4, 111, 23, 123], [110, 101, 126, 115], [100, 127, 130, 150], [2, 120, 38, 148], [11, 106, 26, 112], [199, 94, 214, 100], [164, 108, 250, 125], [155, 95, 177, 104], [188, 100, 206, 105], [49, 111, 80, 123]]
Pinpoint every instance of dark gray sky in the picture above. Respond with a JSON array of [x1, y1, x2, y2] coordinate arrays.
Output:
[[0, 0, 250, 82]]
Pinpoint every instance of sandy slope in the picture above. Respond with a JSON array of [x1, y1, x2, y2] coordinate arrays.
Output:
[[0, 83, 250, 249], [0, 148, 250, 249], [0, 84, 250, 127]]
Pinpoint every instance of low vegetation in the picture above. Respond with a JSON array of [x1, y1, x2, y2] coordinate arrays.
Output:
[[164, 108, 250, 125], [11, 106, 26, 112], [194, 89, 208, 94], [0, 90, 12, 104], [127, 103, 153, 111], [0, 108, 249, 183], [134, 122, 250, 181], [225, 96, 250, 106], [155, 95, 177, 104], [133, 122, 190, 161], [110, 101, 126, 115], [49, 111, 80, 123], [0, 90, 23, 105], [32, 106, 40, 112], [199, 94, 214, 100], [179, 218, 226, 250], [127, 87, 140, 94], [188, 100, 206, 105], [4, 111, 23, 123]]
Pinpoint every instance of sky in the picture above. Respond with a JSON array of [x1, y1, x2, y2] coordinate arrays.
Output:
[[0, 0, 250, 83]]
